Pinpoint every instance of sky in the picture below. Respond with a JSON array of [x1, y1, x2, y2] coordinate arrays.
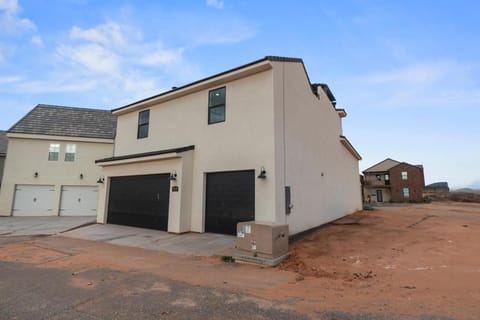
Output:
[[0, 0, 479, 189]]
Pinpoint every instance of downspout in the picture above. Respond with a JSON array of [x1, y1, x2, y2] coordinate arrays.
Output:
[[282, 63, 287, 224]]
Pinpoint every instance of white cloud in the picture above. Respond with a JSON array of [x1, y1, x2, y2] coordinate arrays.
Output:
[[0, 75, 21, 84], [0, 0, 35, 35], [70, 22, 127, 47], [206, 0, 224, 9], [31, 35, 43, 47], [0, 0, 18, 12], [140, 47, 184, 66], [57, 43, 121, 74], [361, 61, 457, 85], [340, 60, 480, 110]]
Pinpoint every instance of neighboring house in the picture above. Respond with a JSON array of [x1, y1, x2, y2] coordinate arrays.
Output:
[[95, 56, 362, 236], [424, 182, 450, 193], [0, 105, 116, 217], [0, 130, 7, 188], [362, 158, 425, 203]]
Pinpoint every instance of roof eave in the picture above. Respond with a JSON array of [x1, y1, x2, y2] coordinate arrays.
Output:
[[340, 135, 362, 161], [112, 58, 274, 116]]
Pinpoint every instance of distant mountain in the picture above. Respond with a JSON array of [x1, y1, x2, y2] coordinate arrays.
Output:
[[454, 188, 480, 194]]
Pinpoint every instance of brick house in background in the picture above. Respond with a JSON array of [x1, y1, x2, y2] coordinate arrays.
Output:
[[362, 158, 425, 203]]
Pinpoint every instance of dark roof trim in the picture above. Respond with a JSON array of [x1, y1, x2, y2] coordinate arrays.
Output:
[[112, 56, 306, 113], [96, 145, 195, 164], [312, 83, 336, 106]]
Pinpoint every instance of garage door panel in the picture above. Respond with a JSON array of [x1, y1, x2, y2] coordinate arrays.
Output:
[[13, 185, 55, 216], [107, 174, 170, 231], [205, 170, 255, 235], [60, 186, 98, 216]]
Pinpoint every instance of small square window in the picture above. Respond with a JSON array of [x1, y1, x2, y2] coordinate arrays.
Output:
[[48, 143, 60, 161], [65, 144, 76, 162], [401, 171, 408, 180], [208, 87, 225, 124], [375, 174, 381, 181], [403, 187, 410, 197], [137, 110, 150, 139]]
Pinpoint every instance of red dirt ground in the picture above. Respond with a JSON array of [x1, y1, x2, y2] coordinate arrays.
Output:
[[1, 202, 479, 319]]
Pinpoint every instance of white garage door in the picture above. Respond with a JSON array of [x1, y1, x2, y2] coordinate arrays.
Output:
[[60, 186, 98, 216], [13, 185, 55, 216]]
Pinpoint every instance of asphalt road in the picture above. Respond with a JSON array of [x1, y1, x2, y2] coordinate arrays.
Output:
[[0, 258, 455, 320], [0, 259, 308, 320]]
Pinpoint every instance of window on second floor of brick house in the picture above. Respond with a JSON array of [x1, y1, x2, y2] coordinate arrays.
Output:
[[137, 110, 150, 139], [48, 143, 60, 161], [403, 187, 410, 197], [208, 87, 226, 124], [401, 171, 408, 180], [375, 174, 381, 181], [65, 144, 76, 162], [385, 174, 390, 185]]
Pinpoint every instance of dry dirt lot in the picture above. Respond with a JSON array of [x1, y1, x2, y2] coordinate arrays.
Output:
[[279, 202, 480, 319], [0, 202, 479, 319]]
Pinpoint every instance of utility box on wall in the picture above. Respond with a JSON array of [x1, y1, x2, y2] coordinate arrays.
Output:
[[235, 221, 289, 260]]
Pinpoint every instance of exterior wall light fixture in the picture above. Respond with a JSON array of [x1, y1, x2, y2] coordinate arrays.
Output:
[[257, 166, 267, 179], [80, 173, 84, 179], [169, 170, 177, 181], [96, 177, 105, 184], [34, 172, 39, 178]]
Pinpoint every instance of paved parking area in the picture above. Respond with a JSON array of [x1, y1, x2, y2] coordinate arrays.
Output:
[[62, 224, 236, 257], [0, 216, 95, 236]]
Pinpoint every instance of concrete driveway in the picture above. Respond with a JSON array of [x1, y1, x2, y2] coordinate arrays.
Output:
[[0, 216, 95, 236], [62, 224, 236, 257]]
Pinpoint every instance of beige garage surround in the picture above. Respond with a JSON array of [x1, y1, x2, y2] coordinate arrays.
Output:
[[96, 147, 194, 233]]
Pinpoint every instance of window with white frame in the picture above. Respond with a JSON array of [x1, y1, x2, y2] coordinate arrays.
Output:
[[403, 187, 410, 197], [65, 144, 76, 162], [48, 143, 60, 161], [401, 171, 408, 180]]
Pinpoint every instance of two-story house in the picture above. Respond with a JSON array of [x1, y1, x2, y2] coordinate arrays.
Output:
[[95, 56, 363, 236], [363, 158, 425, 203], [0, 105, 116, 216]]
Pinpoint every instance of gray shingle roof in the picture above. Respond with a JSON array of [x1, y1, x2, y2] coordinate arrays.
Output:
[[8, 104, 116, 139], [0, 130, 7, 155]]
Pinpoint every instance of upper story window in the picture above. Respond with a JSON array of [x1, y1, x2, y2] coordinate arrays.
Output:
[[48, 143, 60, 161], [385, 174, 390, 185], [375, 174, 381, 181], [403, 187, 410, 197], [401, 171, 408, 180], [208, 87, 226, 124], [65, 144, 76, 162], [137, 110, 150, 139]]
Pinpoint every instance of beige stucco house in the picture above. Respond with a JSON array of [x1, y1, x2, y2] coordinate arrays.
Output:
[[0, 105, 116, 217], [96, 56, 362, 236]]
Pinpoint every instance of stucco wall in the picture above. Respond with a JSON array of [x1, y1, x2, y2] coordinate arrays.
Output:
[[109, 69, 277, 232], [0, 135, 114, 216], [272, 61, 362, 235]]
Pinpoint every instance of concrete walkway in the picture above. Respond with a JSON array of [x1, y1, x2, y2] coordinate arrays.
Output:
[[0, 216, 96, 236], [62, 224, 236, 257]]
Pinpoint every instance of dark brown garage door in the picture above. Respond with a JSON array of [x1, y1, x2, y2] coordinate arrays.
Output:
[[107, 174, 170, 231], [205, 170, 255, 235]]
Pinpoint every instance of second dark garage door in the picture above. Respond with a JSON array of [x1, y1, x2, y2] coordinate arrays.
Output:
[[107, 174, 170, 231], [205, 170, 255, 235]]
